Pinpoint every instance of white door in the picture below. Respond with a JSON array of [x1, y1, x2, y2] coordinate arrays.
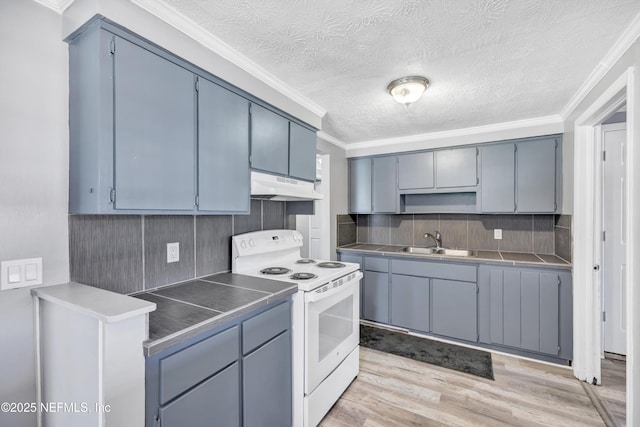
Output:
[[602, 123, 626, 355]]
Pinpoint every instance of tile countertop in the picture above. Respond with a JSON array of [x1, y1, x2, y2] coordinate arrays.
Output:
[[133, 272, 297, 356], [338, 244, 571, 269]]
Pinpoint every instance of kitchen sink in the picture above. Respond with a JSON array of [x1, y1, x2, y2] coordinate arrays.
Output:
[[399, 247, 476, 257]]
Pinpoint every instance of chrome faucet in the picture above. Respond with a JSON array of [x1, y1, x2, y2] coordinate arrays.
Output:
[[424, 231, 442, 249]]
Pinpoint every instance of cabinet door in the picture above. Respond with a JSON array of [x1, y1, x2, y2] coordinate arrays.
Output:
[[435, 147, 477, 188], [480, 144, 516, 212], [372, 156, 397, 213], [243, 331, 292, 427], [362, 271, 389, 323], [159, 362, 240, 427], [516, 138, 557, 212], [431, 279, 477, 341], [485, 267, 560, 355], [398, 152, 434, 190], [250, 104, 289, 176], [113, 36, 196, 210], [289, 122, 317, 181], [349, 158, 372, 213], [391, 274, 429, 332], [198, 78, 250, 213]]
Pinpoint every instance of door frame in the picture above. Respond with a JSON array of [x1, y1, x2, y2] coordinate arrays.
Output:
[[572, 66, 636, 422]]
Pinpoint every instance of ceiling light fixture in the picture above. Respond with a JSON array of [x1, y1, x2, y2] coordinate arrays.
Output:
[[387, 76, 430, 106]]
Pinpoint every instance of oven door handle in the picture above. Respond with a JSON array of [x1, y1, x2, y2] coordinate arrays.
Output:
[[305, 271, 363, 303]]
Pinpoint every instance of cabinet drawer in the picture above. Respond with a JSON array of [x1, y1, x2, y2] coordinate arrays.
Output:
[[339, 254, 362, 267], [364, 256, 389, 272], [392, 259, 476, 282], [159, 362, 240, 427], [159, 325, 239, 405], [242, 301, 290, 355]]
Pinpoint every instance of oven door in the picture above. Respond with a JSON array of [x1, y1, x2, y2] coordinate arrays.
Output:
[[304, 271, 362, 394]]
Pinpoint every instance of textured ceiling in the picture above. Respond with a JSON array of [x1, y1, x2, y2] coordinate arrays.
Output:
[[159, 0, 640, 144]]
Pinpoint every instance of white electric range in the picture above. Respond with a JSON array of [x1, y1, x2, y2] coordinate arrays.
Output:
[[232, 229, 361, 427]]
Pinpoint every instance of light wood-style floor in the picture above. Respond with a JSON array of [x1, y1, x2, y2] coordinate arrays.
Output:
[[320, 347, 610, 426], [595, 357, 626, 426]]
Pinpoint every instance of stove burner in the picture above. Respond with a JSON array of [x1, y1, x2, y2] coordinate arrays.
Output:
[[317, 262, 345, 269], [260, 267, 292, 275], [289, 272, 318, 280], [296, 258, 316, 264]]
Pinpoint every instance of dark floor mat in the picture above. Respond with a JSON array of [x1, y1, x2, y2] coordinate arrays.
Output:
[[360, 324, 494, 380]]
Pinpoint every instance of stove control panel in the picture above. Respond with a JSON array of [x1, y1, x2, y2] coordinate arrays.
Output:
[[232, 229, 303, 257]]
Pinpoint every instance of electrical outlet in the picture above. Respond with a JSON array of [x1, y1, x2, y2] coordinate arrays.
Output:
[[167, 242, 180, 263], [494, 229, 503, 240]]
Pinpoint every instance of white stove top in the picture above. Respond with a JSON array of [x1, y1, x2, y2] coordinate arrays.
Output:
[[232, 230, 359, 292]]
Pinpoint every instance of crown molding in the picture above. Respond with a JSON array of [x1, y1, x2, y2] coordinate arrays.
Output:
[[33, 0, 74, 13], [317, 131, 347, 150], [561, 11, 640, 119], [129, 0, 326, 119], [343, 115, 564, 157]]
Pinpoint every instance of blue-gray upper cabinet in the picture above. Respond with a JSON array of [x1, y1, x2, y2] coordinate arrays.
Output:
[[477, 264, 572, 359], [516, 137, 558, 213], [113, 37, 196, 211], [348, 156, 397, 214], [289, 122, 317, 181], [250, 103, 290, 176], [349, 158, 372, 213], [250, 104, 317, 182], [435, 147, 478, 189], [372, 156, 398, 213], [480, 143, 516, 213], [480, 137, 560, 213], [398, 152, 434, 190], [68, 24, 201, 214], [197, 78, 250, 214]]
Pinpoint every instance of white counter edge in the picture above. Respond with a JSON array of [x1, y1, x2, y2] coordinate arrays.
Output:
[[31, 282, 156, 323]]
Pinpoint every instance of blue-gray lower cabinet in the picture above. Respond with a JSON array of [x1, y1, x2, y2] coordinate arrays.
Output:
[[197, 77, 250, 214], [431, 279, 478, 342], [145, 301, 291, 427], [478, 265, 572, 359], [390, 274, 429, 332], [243, 331, 292, 427], [362, 271, 389, 324], [159, 362, 240, 427]]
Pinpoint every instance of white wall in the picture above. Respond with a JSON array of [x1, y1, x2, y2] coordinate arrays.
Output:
[[0, 1, 69, 426], [317, 138, 348, 260]]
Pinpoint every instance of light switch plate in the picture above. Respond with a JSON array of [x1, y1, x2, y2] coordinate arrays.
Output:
[[494, 229, 503, 240], [1, 257, 43, 290], [167, 242, 180, 263]]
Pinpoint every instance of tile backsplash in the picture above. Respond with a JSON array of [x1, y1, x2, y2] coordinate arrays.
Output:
[[338, 213, 572, 259], [69, 200, 293, 294]]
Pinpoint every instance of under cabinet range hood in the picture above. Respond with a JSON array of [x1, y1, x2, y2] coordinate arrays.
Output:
[[250, 171, 323, 201]]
